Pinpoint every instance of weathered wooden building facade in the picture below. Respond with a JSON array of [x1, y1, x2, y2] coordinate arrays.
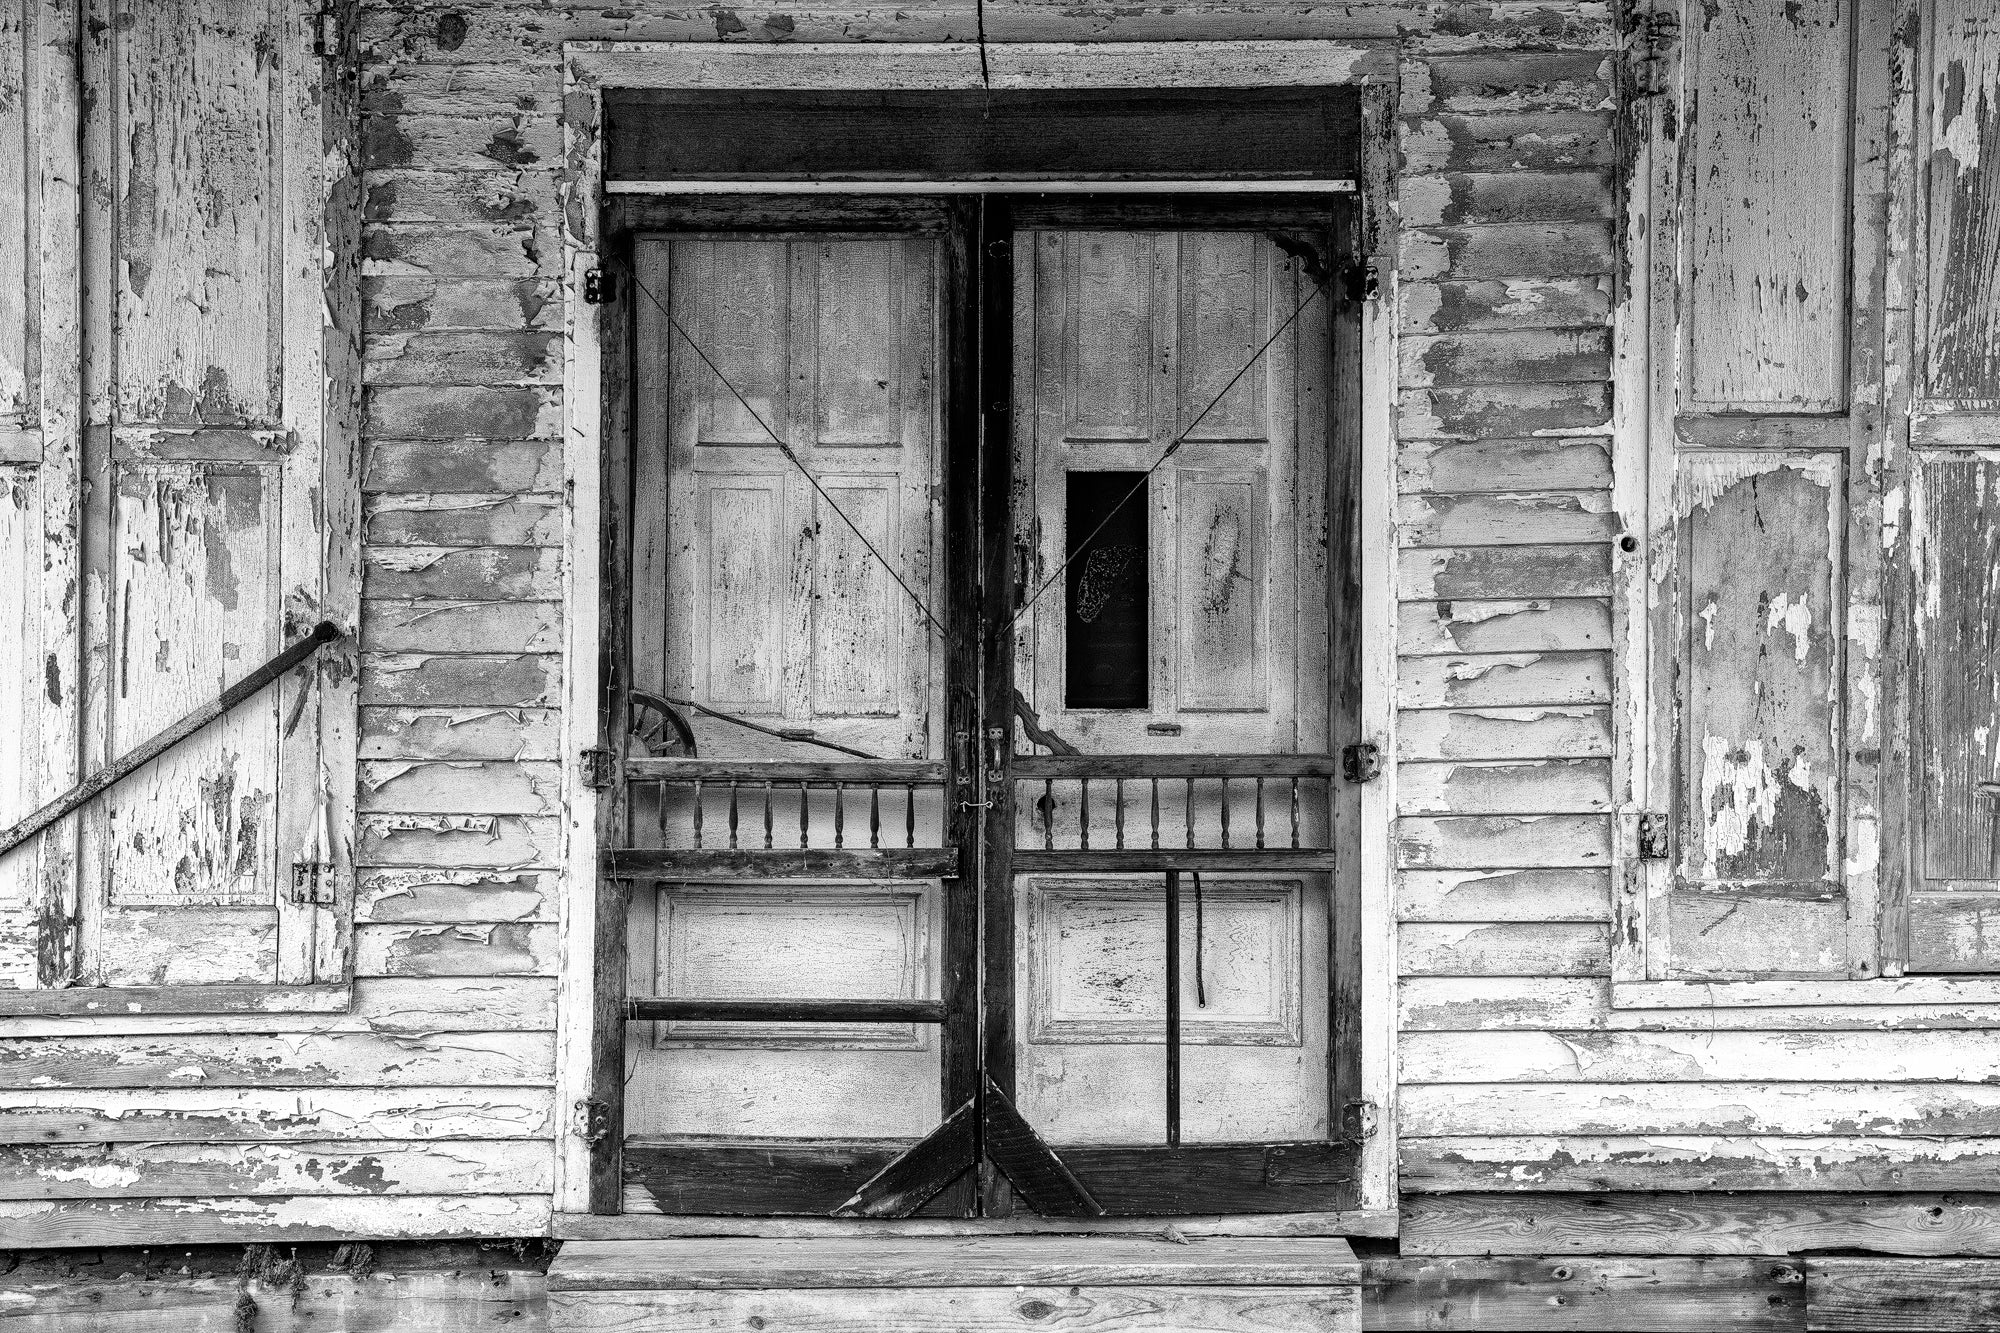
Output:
[[2, 0, 2000, 1326]]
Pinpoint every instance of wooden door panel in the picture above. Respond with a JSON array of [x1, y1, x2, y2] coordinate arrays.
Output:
[[1175, 469, 1269, 713]]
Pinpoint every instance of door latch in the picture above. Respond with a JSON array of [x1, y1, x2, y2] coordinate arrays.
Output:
[[1341, 742, 1382, 784], [575, 1097, 613, 1144], [583, 268, 616, 304], [984, 727, 1008, 785], [1342, 1098, 1379, 1140]]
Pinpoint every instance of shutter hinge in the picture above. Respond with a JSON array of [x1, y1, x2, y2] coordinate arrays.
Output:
[[575, 1097, 613, 1144], [583, 268, 616, 305], [289, 860, 335, 906], [312, 5, 337, 58], [1631, 4, 1680, 97], [1340, 258, 1379, 304], [579, 746, 616, 791], [1342, 1099, 1379, 1140], [1637, 812, 1670, 860], [1342, 741, 1383, 784]]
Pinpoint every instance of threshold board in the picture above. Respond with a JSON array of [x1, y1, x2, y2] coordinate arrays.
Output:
[[548, 1236, 1362, 1332]]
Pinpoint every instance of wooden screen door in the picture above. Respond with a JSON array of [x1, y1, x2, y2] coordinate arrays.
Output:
[[608, 197, 1357, 1218]]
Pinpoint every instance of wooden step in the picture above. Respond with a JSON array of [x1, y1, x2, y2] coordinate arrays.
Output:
[[548, 1235, 1363, 1332]]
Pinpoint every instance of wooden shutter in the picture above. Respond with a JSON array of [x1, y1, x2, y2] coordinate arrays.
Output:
[[59, 0, 358, 990], [1905, 1, 2000, 971], [0, 0, 82, 991], [1637, 0, 1882, 981]]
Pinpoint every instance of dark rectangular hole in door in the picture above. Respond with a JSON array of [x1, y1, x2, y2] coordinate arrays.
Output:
[[1065, 470, 1150, 710]]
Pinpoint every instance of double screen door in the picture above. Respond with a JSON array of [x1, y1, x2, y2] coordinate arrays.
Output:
[[604, 196, 1360, 1218]]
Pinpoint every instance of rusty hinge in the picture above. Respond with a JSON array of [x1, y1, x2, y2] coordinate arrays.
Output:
[[1342, 741, 1383, 784], [312, 6, 337, 58], [1342, 1099, 1379, 1140], [289, 860, 335, 906], [579, 746, 615, 791], [1631, 5, 1680, 97], [575, 1097, 612, 1144], [583, 268, 616, 305], [1637, 812, 1670, 860], [1340, 258, 1378, 304]]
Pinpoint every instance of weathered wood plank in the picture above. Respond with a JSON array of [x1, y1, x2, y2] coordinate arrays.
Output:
[[1402, 1193, 2000, 1258], [0, 1086, 553, 1143], [358, 760, 562, 815], [1923, 0, 2000, 398], [1397, 651, 1610, 708], [1398, 436, 1611, 492], [364, 437, 562, 492], [1396, 759, 1611, 815], [364, 167, 557, 226], [364, 277, 561, 334], [357, 813, 561, 868], [1401, 51, 1612, 114], [361, 705, 562, 761], [0, 1194, 552, 1247], [1397, 706, 1610, 760], [1399, 868, 1612, 922], [1398, 977, 1610, 1032], [363, 111, 561, 173], [1398, 493, 1615, 546], [1401, 1136, 2000, 1193], [364, 223, 558, 279], [1400, 113, 1615, 173], [365, 546, 562, 599], [1364, 1256, 1803, 1332], [364, 494, 561, 545], [0, 1032, 554, 1088], [1399, 923, 1609, 977], [1403, 1082, 2000, 1139], [362, 601, 562, 654], [1395, 814, 1612, 869], [1398, 277, 1611, 332], [354, 922, 558, 977], [1399, 223, 1616, 280], [1809, 1258, 2000, 1331], [1401, 330, 1610, 385], [356, 868, 556, 923], [0, 1267, 547, 1329], [0, 1139, 552, 1199], [363, 330, 561, 386], [1398, 600, 1612, 656], [1400, 384, 1611, 438], [360, 655, 559, 708], [1398, 544, 1612, 599], [1401, 1031, 2000, 1084], [0, 978, 557, 1038], [551, 1286, 1359, 1333]]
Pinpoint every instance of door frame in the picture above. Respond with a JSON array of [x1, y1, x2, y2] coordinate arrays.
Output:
[[555, 41, 1399, 1233]]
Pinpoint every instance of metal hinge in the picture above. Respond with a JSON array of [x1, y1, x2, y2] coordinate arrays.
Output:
[[289, 860, 335, 906], [1637, 812, 1670, 860], [312, 6, 337, 58], [575, 1097, 612, 1144], [1340, 258, 1379, 304], [583, 268, 616, 304], [1342, 741, 1383, 784], [579, 746, 616, 791], [1342, 1099, 1379, 1140], [1631, 4, 1680, 97]]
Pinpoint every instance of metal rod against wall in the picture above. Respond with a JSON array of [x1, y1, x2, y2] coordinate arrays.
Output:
[[1165, 868, 1182, 1148], [0, 621, 343, 860]]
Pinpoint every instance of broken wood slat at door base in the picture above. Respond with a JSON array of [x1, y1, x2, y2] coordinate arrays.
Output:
[[835, 1098, 979, 1219], [981, 1077, 1103, 1218]]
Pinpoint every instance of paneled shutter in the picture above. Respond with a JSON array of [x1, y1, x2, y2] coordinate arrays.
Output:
[[0, 0, 82, 990], [1905, 1, 2000, 971], [1637, 0, 1881, 981], [61, 0, 357, 989]]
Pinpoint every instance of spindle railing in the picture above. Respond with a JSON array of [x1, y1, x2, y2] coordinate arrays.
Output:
[[1011, 753, 1338, 872]]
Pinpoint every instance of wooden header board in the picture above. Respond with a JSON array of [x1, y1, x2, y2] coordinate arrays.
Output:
[[602, 88, 1362, 183]]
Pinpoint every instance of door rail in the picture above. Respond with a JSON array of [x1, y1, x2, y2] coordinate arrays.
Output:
[[1013, 752, 1337, 866]]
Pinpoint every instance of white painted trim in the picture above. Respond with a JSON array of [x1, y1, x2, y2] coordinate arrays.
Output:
[[1613, 977, 2000, 1009], [568, 40, 1374, 91], [607, 180, 1358, 195], [1357, 261, 1398, 1216], [554, 65, 607, 1216]]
